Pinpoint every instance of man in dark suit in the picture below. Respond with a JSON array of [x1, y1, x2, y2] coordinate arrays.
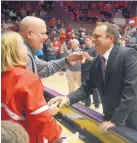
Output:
[[81, 36, 101, 108], [48, 22, 137, 131]]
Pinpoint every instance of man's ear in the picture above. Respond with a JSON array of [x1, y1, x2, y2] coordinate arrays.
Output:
[[27, 29, 32, 39], [109, 35, 114, 43]]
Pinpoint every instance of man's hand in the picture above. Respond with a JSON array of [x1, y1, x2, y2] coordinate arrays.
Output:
[[48, 96, 70, 108], [66, 52, 84, 65], [99, 121, 115, 131], [48, 102, 60, 115], [82, 52, 93, 61]]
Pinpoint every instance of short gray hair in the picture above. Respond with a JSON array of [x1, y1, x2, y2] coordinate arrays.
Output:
[[84, 35, 93, 40], [97, 22, 120, 44], [1, 121, 29, 143], [70, 38, 79, 45]]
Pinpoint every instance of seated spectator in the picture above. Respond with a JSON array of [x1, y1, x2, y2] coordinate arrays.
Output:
[[49, 17, 56, 29], [56, 19, 62, 30], [1, 32, 62, 143], [59, 29, 66, 43], [39, 9, 47, 19], [1, 120, 29, 143], [67, 24, 73, 32], [66, 31, 72, 40], [91, 2, 96, 10], [2, 20, 9, 31], [19, 4, 27, 19], [9, 9, 17, 21], [52, 37, 61, 56], [25, 1, 32, 15]]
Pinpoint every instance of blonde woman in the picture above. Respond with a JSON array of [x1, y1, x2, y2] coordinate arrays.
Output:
[[1, 32, 62, 143]]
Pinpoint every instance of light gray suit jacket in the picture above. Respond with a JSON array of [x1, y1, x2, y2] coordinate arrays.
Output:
[[25, 41, 67, 78]]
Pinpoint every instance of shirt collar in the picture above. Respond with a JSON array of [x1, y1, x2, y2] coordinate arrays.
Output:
[[102, 47, 113, 61], [72, 47, 80, 51]]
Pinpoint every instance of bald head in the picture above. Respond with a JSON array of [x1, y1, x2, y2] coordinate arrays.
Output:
[[19, 16, 47, 50], [19, 16, 46, 37]]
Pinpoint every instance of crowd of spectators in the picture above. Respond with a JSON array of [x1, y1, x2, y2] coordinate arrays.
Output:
[[64, 1, 132, 22], [1, 1, 136, 63]]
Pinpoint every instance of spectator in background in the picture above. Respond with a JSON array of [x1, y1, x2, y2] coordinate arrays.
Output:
[[52, 37, 61, 58], [66, 39, 81, 92], [9, 9, 17, 21], [66, 31, 72, 41], [59, 42, 68, 59], [49, 17, 56, 29], [59, 29, 66, 43], [79, 32, 86, 45], [35, 49, 44, 60], [67, 24, 73, 32], [25, 1, 31, 15], [56, 19, 62, 30], [47, 42, 57, 61], [1, 121, 29, 143], [81, 36, 101, 108], [19, 4, 27, 19], [43, 41, 49, 61]]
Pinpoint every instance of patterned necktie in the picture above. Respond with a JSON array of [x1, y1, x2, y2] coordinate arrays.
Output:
[[100, 56, 106, 81]]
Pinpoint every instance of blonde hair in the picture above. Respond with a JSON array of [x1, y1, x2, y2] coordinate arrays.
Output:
[[1, 32, 27, 73]]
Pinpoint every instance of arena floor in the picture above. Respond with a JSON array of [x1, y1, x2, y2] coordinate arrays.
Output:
[[41, 72, 103, 114]]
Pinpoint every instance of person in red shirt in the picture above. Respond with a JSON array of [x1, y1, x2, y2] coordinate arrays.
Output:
[[52, 37, 61, 54], [59, 29, 66, 43], [67, 24, 72, 32], [1, 32, 62, 143], [49, 18, 56, 29]]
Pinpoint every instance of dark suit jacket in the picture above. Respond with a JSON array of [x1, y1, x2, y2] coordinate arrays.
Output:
[[68, 45, 137, 125], [81, 47, 98, 82]]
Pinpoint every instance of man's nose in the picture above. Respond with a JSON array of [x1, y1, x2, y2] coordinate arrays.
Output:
[[43, 35, 48, 41], [92, 38, 96, 43]]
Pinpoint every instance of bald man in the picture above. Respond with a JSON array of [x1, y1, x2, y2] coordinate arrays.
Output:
[[19, 16, 83, 78]]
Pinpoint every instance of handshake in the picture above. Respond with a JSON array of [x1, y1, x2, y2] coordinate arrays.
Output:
[[47, 96, 70, 115], [66, 51, 93, 65]]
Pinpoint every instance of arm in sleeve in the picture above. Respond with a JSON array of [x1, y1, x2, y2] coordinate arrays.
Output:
[[21, 74, 62, 143], [111, 49, 137, 124], [35, 56, 68, 78], [68, 68, 94, 105]]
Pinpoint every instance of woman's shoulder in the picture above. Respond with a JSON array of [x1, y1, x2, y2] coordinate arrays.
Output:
[[11, 67, 41, 84]]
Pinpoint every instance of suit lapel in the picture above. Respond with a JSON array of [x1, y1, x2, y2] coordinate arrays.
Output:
[[105, 45, 119, 84]]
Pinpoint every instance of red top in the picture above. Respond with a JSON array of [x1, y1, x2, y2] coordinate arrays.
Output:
[[49, 19, 56, 26], [1, 67, 62, 143]]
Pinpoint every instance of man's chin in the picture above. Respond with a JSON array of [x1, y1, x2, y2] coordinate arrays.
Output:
[[95, 46, 101, 54], [95, 45, 99, 50]]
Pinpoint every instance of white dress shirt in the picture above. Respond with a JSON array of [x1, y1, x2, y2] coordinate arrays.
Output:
[[102, 47, 113, 66]]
